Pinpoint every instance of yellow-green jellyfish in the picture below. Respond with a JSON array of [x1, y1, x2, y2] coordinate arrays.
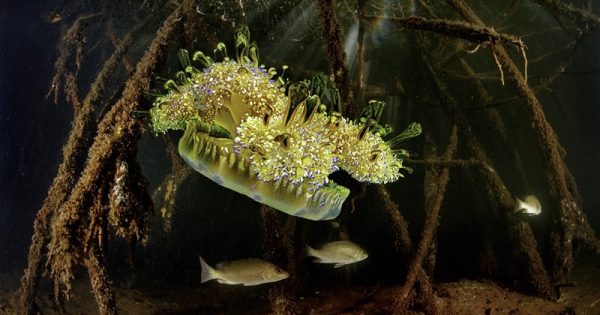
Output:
[[147, 27, 420, 220]]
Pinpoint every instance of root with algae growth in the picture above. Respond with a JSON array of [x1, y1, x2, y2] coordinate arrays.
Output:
[[17, 4, 182, 314]]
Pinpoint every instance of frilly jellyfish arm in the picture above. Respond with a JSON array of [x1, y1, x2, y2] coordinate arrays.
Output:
[[178, 123, 350, 220]]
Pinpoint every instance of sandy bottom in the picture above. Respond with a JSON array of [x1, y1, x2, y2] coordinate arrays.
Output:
[[2, 256, 599, 315]]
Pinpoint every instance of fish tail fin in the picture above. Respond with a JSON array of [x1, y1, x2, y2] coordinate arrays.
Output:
[[306, 245, 317, 257], [513, 197, 524, 215], [199, 256, 217, 283]]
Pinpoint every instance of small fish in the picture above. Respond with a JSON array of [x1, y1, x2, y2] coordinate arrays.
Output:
[[307, 240, 368, 268], [513, 195, 542, 216], [199, 256, 288, 286], [41, 11, 63, 24]]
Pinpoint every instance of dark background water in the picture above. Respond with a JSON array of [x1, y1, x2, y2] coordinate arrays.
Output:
[[0, 1, 67, 273], [0, 0, 599, 288]]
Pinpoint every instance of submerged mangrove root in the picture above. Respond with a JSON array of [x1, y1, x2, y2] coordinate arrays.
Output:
[[85, 244, 116, 315], [47, 12, 104, 104], [419, 27, 556, 298], [364, 15, 525, 49], [493, 42, 600, 283], [458, 58, 531, 192], [46, 4, 180, 301], [317, 0, 356, 117], [181, 0, 218, 51], [534, 0, 600, 30], [84, 185, 116, 315], [446, 0, 600, 287], [376, 174, 438, 313], [15, 1, 600, 314], [374, 131, 443, 312], [393, 126, 457, 312], [64, 72, 82, 113], [18, 4, 182, 314], [421, 133, 439, 278], [17, 8, 153, 313], [376, 185, 412, 257], [355, 0, 366, 106], [152, 135, 192, 232], [261, 206, 299, 315]]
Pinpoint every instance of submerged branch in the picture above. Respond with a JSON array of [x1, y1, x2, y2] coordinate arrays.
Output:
[[376, 185, 412, 256], [317, 0, 356, 118], [393, 126, 457, 312], [363, 15, 525, 49], [261, 206, 299, 315], [355, 0, 366, 106], [534, 0, 600, 29], [405, 158, 480, 168]]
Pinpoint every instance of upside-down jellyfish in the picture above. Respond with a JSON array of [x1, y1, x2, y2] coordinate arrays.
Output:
[[147, 27, 420, 220]]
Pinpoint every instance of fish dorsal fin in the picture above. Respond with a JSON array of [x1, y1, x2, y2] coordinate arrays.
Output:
[[306, 245, 318, 257], [324, 240, 353, 252], [216, 261, 231, 269], [524, 195, 541, 207]]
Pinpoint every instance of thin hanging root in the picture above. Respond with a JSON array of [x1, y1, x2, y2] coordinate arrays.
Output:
[[466, 44, 481, 54], [492, 50, 505, 86], [520, 45, 528, 83], [366, 8, 531, 88]]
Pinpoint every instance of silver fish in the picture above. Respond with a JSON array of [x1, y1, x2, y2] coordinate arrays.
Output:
[[307, 240, 368, 268], [513, 195, 542, 216], [41, 11, 63, 23], [199, 256, 289, 286]]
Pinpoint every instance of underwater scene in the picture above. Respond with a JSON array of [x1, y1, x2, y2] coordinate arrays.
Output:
[[1, 0, 600, 314]]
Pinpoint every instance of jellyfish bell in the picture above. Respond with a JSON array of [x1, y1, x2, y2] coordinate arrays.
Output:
[[178, 122, 350, 220]]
